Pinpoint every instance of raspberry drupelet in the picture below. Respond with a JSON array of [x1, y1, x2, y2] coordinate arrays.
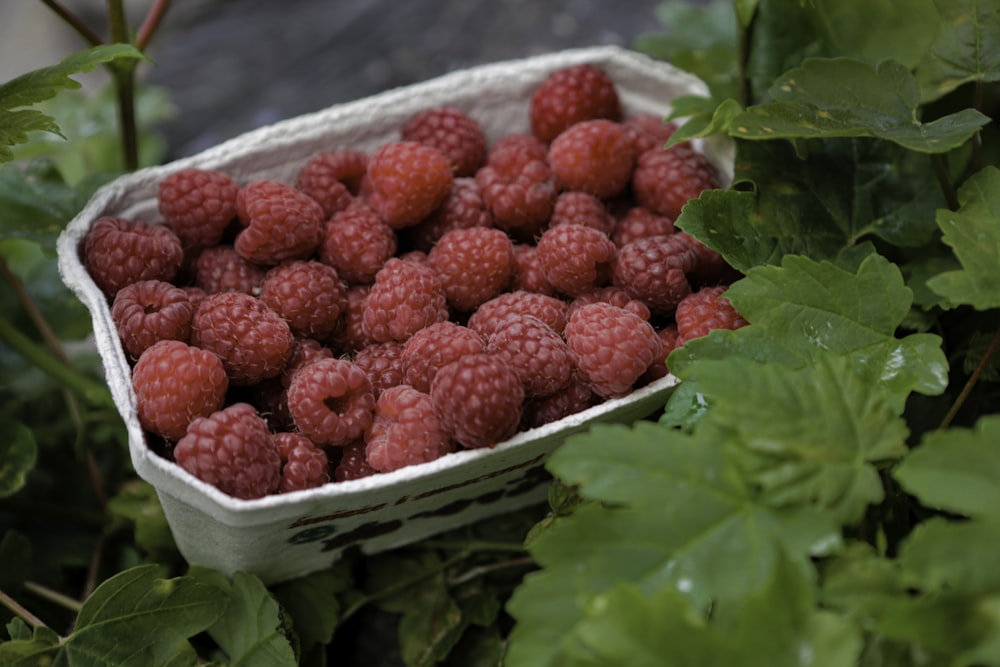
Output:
[[275, 432, 331, 493], [612, 234, 699, 316], [193, 244, 267, 295], [547, 119, 635, 199], [486, 313, 574, 398], [259, 260, 347, 340], [535, 223, 617, 297], [675, 285, 749, 346], [631, 146, 720, 220], [467, 290, 569, 338]]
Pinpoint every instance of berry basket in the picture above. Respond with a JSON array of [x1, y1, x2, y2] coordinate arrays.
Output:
[[57, 45, 733, 584]]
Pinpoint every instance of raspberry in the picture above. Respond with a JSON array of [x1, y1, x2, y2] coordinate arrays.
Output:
[[182, 286, 209, 311], [401, 321, 485, 393], [280, 338, 334, 387], [286, 357, 375, 446], [320, 201, 398, 285], [328, 284, 374, 354], [158, 168, 240, 248], [631, 146, 720, 220], [404, 178, 492, 253], [485, 133, 549, 176], [522, 372, 597, 429], [530, 64, 622, 143], [535, 223, 616, 297], [612, 234, 697, 315], [428, 227, 515, 312], [295, 149, 367, 216], [508, 244, 556, 296], [548, 119, 635, 199], [353, 340, 406, 398], [622, 114, 683, 155], [486, 314, 573, 398], [476, 160, 556, 237], [675, 285, 748, 346], [430, 353, 524, 449], [334, 439, 378, 482], [640, 324, 680, 384], [253, 338, 334, 429], [132, 339, 229, 441], [191, 291, 294, 385], [568, 286, 651, 321], [550, 191, 615, 235], [275, 432, 331, 493], [259, 260, 347, 340], [193, 245, 267, 295], [362, 258, 448, 342], [564, 302, 664, 398], [675, 232, 742, 288], [401, 106, 487, 177], [365, 385, 454, 473], [83, 217, 183, 297], [112, 280, 193, 359], [234, 180, 324, 264], [467, 290, 569, 337], [173, 402, 281, 500], [366, 141, 453, 229], [611, 207, 676, 247]]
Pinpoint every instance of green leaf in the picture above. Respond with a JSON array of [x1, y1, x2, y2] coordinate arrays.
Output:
[[0, 44, 147, 163], [916, 0, 1000, 102], [0, 622, 61, 666], [0, 418, 36, 497], [927, 166, 1000, 310], [730, 58, 990, 152], [898, 517, 1000, 594], [271, 563, 354, 653], [107, 480, 178, 559], [57, 564, 229, 667], [398, 584, 465, 667], [807, 0, 940, 69]]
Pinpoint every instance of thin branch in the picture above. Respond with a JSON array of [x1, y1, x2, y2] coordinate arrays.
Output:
[[0, 588, 48, 629], [38, 0, 104, 47], [105, 0, 140, 170], [136, 0, 172, 51], [448, 556, 536, 587], [25, 581, 84, 615], [938, 325, 1000, 430], [0, 257, 72, 365]]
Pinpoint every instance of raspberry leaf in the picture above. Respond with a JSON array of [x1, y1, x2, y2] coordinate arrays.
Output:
[[0, 418, 36, 498], [270, 564, 354, 654], [106, 481, 178, 562], [0, 621, 61, 665], [915, 0, 1000, 103]]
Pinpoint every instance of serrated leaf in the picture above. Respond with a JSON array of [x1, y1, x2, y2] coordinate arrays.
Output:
[[107, 480, 177, 558], [0, 622, 61, 666], [729, 58, 990, 152], [916, 0, 1000, 102], [0, 418, 36, 497], [808, 0, 940, 69], [398, 584, 465, 667], [927, 166, 1000, 310], [898, 517, 1000, 594], [270, 562, 353, 652], [667, 97, 744, 147]]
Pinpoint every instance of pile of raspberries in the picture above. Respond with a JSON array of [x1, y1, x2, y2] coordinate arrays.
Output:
[[81, 63, 748, 500]]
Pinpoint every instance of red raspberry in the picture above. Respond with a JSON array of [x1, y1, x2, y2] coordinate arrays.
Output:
[[286, 357, 375, 446], [622, 114, 683, 155], [641, 324, 681, 384], [404, 178, 492, 253], [568, 286, 651, 321], [362, 258, 448, 342], [430, 353, 524, 449], [132, 339, 229, 441], [675, 232, 743, 288], [353, 340, 406, 398], [486, 314, 573, 398], [564, 302, 664, 398], [280, 338, 334, 387], [112, 280, 193, 359], [158, 168, 239, 248], [83, 217, 183, 297], [401, 106, 487, 177], [275, 432, 331, 493], [475, 160, 556, 238], [365, 385, 454, 473], [182, 286, 209, 312], [334, 439, 378, 482], [253, 338, 334, 429], [530, 64, 622, 143], [550, 191, 615, 235], [193, 245, 267, 295], [174, 402, 281, 500], [612, 234, 698, 315], [535, 223, 616, 297], [522, 372, 597, 429], [328, 284, 374, 354], [320, 201, 398, 285], [632, 146, 720, 220], [467, 290, 569, 337], [428, 227, 515, 312], [508, 244, 557, 296], [485, 133, 549, 176], [548, 119, 635, 199], [295, 149, 367, 216], [191, 291, 294, 385], [366, 141, 453, 229], [675, 286, 748, 346], [259, 260, 347, 340], [401, 321, 485, 393], [234, 180, 324, 264], [612, 207, 676, 247]]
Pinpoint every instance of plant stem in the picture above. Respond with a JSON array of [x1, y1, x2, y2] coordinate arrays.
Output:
[[106, 0, 139, 171], [38, 0, 104, 47], [931, 153, 960, 210], [448, 556, 536, 587], [25, 581, 84, 614], [938, 325, 1000, 430], [136, 0, 172, 51], [0, 589, 48, 629], [735, 7, 756, 108]]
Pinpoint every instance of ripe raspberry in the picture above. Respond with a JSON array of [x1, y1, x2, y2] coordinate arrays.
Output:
[[259, 260, 347, 340], [83, 217, 184, 297], [366, 141, 453, 229], [132, 339, 229, 441], [622, 114, 683, 155], [234, 180, 324, 264], [535, 223, 616, 297], [675, 232, 742, 288], [173, 402, 281, 500], [401, 106, 487, 177], [548, 119, 635, 199], [476, 160, 556, 237], [612, 234, 698, 315], [632, 146, 720, 220], [275, 432, 331, 493], [401, 321, 485, 393], [522, 372, 597, 429], [320, 201, 398, 285], [486, 314, 573, 397], [530, 64, 622, 143], [508, 244, 557, 296], [191, 291, 294, 385], [467, 290, 569, 337], [353, 341, 406, 398], [428, 227, 515, 312], [182, 286, 209, 311], [253, 338, 334, 429], [550, 191, 615, 235], [365, 385, 454, 473], [295, 149, 367, 216], [568, 286, 651, 321], [485, 133, 549, 176], [112, 279, 194, 359], [430, 353, 524, 449], [334, 439, 378, 482], [675, 285, 748, 346], [158, 168, 240, 248], [564, 302, 664, 398], [404, 178, 492, 253], [287, 357, 375, 446], [328, 284, 374, 354], [611, 207, 676, 247], [641, 324, 680, 384], [362, 258, 448, 342], [193, 245, 267, 295]]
